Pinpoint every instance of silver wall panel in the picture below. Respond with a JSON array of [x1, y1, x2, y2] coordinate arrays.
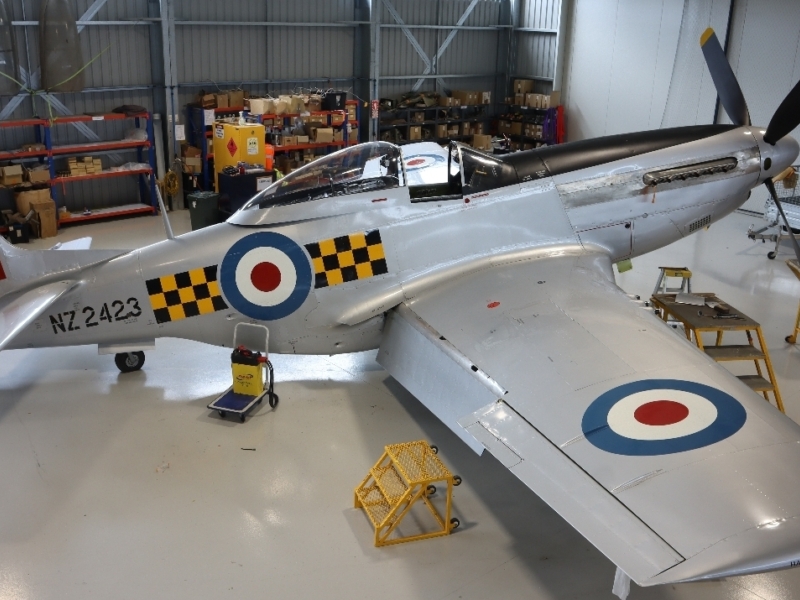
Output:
[[561, 0, 730, 142]]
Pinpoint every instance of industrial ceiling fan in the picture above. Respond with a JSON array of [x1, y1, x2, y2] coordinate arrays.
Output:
[[701, 28, 800, 263]]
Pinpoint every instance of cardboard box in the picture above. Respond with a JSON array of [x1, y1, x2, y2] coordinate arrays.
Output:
[[182, 145, 201, 158], [412, 111, 424, 123], [333, 129, 344, 143], [228, 90, 244, 107], [21, 143, 46, 152], [248, 98, 274, 115], [436, 124, 448, 138], [282, 135, 298, 147], [472, 134, 492, 152], [461, 122, 471, 136], [200, 94, 215, 108], [409, 125, 422, 141], [314, 128, 335, 143], [214, 93, 229, 108], [30, 198, 57, 238], [513, 79, 534, 94], [15, 188, 51, 215], [184, 157, 202, 174], [1, 165, 23, 186], [498, 120, 513, 135], [481, 91, 492, 105], [306, 97, 323, 112], [451, 90, 478, 106], [25, 165, 50, 184], [447, 126, 459, 136], [472, 122, 484, 135], [549, 90, 561, 107], [438, 96, 454, 107], [295, 135, 310, 144], [510, 122, 523, 135], [514, 93, 525, 106], [541, 94, 550, 109], [346, 105, 357, 121], [331, 112, 345, 126]]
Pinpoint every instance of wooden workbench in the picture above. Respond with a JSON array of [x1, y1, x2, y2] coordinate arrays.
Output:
[[651, 292, 784, 412]]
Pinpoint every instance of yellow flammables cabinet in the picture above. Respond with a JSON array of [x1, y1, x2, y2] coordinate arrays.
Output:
[[212, 122, 266, 188]]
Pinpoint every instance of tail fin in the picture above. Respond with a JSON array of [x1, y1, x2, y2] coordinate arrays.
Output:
[[0, 235, 19, 289]]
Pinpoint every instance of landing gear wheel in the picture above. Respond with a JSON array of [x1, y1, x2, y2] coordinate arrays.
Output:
[[450, 518, 460, 530], [429, 445, 438, 454], [768, 251, 777, 259], [115, 351, 145, 373], [453, 475, 462, 486], [426, 485, 437, 496], [268, 393, 279, 408]]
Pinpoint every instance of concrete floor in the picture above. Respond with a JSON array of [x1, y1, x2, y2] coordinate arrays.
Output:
[[2, 209, 800, 600]]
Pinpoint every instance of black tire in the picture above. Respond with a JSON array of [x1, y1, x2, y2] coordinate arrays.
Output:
[[115, 351, 145, 373], [430, 445, 438, 454], [453, 475, 462, 486], [426, 485, 436, 496], [218, 410, 226, 418], [450, 518, 460, 530], [269, 393, 279, 408], [768, 251, 777, 260], [240, 413, 246, 422]]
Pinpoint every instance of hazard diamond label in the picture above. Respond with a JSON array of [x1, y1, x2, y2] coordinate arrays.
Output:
[[227, 138, 238, 157]]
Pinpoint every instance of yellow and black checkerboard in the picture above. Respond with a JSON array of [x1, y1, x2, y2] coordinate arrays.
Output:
[[146, 265, 228, 324], [305, 230, 388, 289]]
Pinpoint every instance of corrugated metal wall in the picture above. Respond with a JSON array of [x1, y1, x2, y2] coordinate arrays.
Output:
[[515, 0, 560, 94], [376, 0, 506, 102]]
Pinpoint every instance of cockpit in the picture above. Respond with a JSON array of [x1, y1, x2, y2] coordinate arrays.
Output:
[[240, 142, 404, 211], [231, 141, 522, 225]]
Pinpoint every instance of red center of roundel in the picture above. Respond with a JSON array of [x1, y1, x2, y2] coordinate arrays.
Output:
[[634, 400, 689, 426], [250, 262, 281, 293], [407, 158, 425, 166]]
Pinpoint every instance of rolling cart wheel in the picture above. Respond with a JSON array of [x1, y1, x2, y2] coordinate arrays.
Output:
[[768, 251, 777, 259], [218, 410, 226, 418], [240, 413, 246, 422], [426, 485, 436, 496], [786, 335, 796, 344], [115, 351, 145, 373], [450, 518, 460, 530], [269, 393, 279, 408], [453, 475, 462, 486], [429, 445, 438, 454]]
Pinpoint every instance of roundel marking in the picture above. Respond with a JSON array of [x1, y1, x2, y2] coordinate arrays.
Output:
[[581, 379, 746, 456], [403, 153, 446, 171], [220, 232, 312, 321]]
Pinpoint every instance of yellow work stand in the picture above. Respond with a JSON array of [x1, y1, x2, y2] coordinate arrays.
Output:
[[785, 259, 800, 344], [651, 293, 784, 413], [354, 440, 461, 547]]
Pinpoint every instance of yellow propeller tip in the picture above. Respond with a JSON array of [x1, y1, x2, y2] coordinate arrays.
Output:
[[700, 27, 715, 46]]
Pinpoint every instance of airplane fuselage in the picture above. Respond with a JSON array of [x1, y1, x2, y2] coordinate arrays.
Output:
[[7, 125, 797, 355]]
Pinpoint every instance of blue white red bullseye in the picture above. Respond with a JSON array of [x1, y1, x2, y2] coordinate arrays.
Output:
[[220, 232, 311, 321], [403, 153, 445, 170], [581, 379, 746, 456]]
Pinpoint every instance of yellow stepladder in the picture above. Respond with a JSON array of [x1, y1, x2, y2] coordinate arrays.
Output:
[[354, 440, 461, 547]]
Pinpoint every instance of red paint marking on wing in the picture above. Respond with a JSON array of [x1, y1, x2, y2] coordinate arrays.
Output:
[[0, 262, 5, 281], [634, 400, 689, 426], [407, 158, 425, 166], [251, 262, 281, 293], [487, 301, 500, 309]]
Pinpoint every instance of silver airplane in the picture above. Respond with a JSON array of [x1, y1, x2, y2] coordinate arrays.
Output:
[[3, 28, 800, 591]]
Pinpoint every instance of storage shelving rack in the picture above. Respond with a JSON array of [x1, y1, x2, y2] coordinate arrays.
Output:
[[378, 105, 491, 145], [0, 113, 158, 225], [498, 103, 560, 147], [187, 100, 360, 191]]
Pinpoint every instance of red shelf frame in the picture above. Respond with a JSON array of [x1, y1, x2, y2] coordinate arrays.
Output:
[[51, 140, 150, 155], [58, 205, 155, 225], [52, 168, 152, 184]]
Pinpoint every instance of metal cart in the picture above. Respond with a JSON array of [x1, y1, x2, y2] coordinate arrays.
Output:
[[208, 323, 278, 422], [747, 166, 800, 259]]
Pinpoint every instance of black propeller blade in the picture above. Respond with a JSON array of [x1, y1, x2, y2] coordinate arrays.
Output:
[[764, 78, 800, 145], [765, 174, 800, 264], [700, 27, 750, 127]]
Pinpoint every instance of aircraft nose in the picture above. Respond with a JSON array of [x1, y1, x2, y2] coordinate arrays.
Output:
[[765, 134, 799, 178]]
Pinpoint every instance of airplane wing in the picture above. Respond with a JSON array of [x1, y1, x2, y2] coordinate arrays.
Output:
[[0, 281, 78, 352], [377, 247, 800, 586]]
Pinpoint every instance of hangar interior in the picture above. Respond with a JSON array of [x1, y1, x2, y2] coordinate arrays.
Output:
[[2, 1, 800, 599]]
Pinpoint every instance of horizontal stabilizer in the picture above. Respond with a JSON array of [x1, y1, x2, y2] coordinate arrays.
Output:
[[0, 281, 78, 352]]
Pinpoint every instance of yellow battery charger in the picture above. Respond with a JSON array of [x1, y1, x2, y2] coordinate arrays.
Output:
[[231, 347, 265, 396]]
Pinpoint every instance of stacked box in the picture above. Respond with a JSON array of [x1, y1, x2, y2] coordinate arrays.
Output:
[[1, 165, 23, 186], [513, 79, 534, 94]]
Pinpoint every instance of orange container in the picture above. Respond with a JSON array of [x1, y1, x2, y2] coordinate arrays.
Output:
[[264, 144, 275, 171]]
